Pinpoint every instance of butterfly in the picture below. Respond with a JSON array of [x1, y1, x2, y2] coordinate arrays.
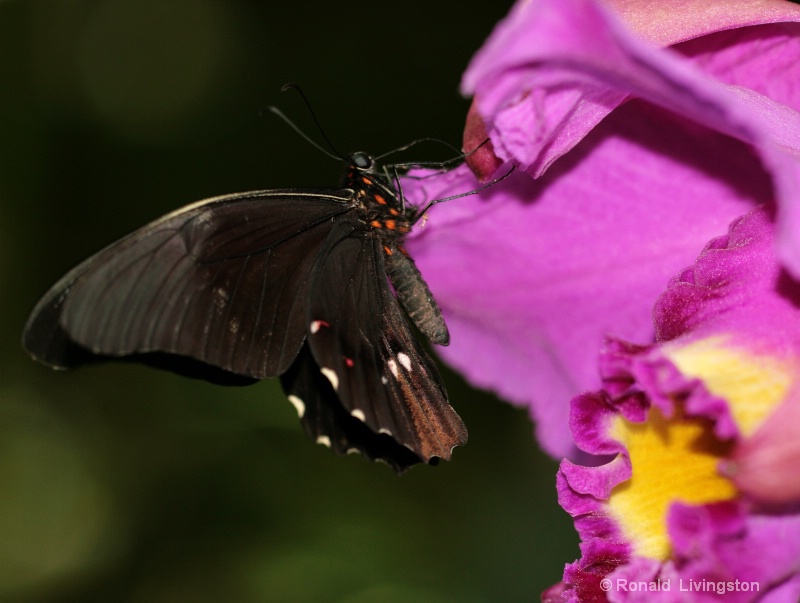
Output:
[[22, 150, 467, 472]]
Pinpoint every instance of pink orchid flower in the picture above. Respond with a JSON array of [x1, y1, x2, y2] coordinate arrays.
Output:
[[404, 0, 800, 464], [407, 0, 800, 599]]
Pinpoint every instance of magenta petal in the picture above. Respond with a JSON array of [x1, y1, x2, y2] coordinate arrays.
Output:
[[599, 337, 742, 441], [406, 100, 763, 456], [654, 207, 800, 353], [605, 558, 675, 603], [462, 0, 800, 277], [462, 0, 630, 175], [676, 23, 800, 114], [607, 0, 800, 48], [666, 502, 800, 603], [540, 581, 569, 603], [463, 0, 800, 178]]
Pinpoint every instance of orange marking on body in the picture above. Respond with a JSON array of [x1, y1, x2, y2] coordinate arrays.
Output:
[[383, 245, 393, 255], [371, 220, 382, 228], [398, 245, 410, 257], [361, 176, 371, 185], [384, 220, 396, 230], [374, 194, 386, 205]]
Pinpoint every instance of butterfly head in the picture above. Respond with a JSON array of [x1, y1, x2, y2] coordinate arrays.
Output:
[[348, 152, 376, 173]]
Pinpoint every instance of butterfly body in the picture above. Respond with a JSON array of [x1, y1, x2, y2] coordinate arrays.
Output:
[[23, 152, 466, 472]]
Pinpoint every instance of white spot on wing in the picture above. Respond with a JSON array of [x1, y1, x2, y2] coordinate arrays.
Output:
[[387, 358, 399, 378], [346, 448, 360, 455], [316, 435, 331, 448], [287, 395, 305, 418], [381, 375, 388, 385], [309, 320, 322, 334], [320, 367, 339, 391], [351, 409, 366, 422], [214, 287, 229, 311], [378, 428, 392, 436], [397, 352, 411, 371]]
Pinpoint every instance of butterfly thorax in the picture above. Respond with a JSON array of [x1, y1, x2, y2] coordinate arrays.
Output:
[[343, 156, 412, 242]]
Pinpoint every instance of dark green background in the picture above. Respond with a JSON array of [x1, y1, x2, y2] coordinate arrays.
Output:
[[1, 1, 577, 601]]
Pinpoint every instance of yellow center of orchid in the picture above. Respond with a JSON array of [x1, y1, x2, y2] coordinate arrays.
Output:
[[607, 336, 793, 560], [608, 405, 736, 560]]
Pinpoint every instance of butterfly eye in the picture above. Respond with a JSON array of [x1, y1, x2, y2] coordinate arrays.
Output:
[[351, 152, 373, 171]]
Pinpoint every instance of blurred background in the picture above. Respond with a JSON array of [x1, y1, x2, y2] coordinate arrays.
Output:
[[0, 1, 577, 601]]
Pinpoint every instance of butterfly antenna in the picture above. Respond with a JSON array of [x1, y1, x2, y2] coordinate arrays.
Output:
[[276, 83, 346, 160], [265, 105, 342, 161]]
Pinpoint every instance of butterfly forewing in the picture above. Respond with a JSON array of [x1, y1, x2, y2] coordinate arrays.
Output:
[[304, 221, 466, 463], [24, 190, 352, 378]]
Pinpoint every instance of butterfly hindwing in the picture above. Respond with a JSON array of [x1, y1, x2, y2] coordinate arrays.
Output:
[[23, 189, 353, 379], [302, 220, 467, 464], [280, 342, 424, 472]]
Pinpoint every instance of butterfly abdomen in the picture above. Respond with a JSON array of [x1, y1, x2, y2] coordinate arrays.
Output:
[[384, 248, 449, 346]]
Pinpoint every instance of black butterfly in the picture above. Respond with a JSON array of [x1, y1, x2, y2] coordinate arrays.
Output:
[[22, 151, 467, 472]]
